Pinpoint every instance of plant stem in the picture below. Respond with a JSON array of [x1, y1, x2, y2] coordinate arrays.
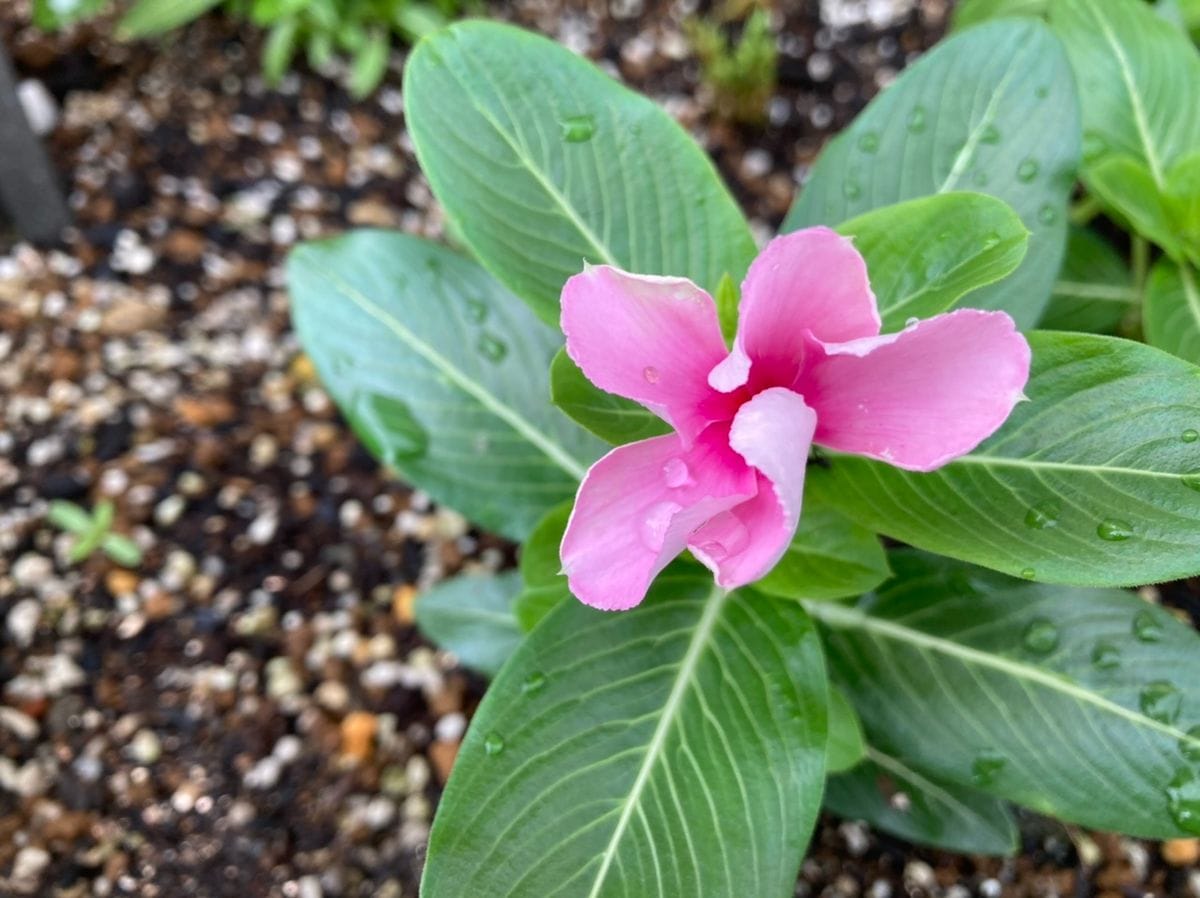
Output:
[[1068, 195, 1102, 227]]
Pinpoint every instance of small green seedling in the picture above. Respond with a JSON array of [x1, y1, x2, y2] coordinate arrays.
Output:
[[47, 500, 143, 567], [686, 7, 779, 125]]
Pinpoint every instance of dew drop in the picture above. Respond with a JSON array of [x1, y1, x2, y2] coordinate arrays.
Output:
[[477, 333, 508, 362], [662, 458, 693, 489], [1081, 132, 1107, 163], [904, 316, 920, 329], [980, 124, 1001, 145], [641, 501, 681, 550], [1096, 518, 1133, 541], [1020, 567, 1036, 579], [1017, 159, 1040, 183], [1183, 429, 1199, 443], [693, 511, 750, 562], [858, 131, 880, 153], [1090, 641, 1121, 671], [1037, 204, 1058, 226], [1140, 681, 1183, 724], [1166, 768, 1200, 834], [642, 365, 660, 384], [843, 180, 863, 200], [484, 732, 506, 756], [464, 297, 488, 323], [1035, 85, 1050, 99], [521, 672, 547, 694], [560, 113, 596, 143], [1022, 618, 1059, 655], [1024, 499, 1061, 530], [1181, 726, 1200, 763], [1182, 467, 1200, 492], [1133, 609, 1164, 643], [906, 106, 927, 133], [971, 752, 1006, 787], [972, 170, 989, 187]]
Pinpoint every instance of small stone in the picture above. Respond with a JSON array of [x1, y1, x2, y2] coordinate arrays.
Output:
[[315, 680, 350, 713], [903, 861, 935, 890], [340, 711, 378, 762], [174, 395, 236, 427], [105, 569, 140, 598], [128, 729, 162, 765], [1164, 838, 1200, 867], [244, 755, 282, 790], [13, 553, 52, 588], [11, 846, 51, 888], [0, 707, 39, 740], [7, 598, 42, 647], [297, 875, 323, 898], [17, 79, 58, 135]]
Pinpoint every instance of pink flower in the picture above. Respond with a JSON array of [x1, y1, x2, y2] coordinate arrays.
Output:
[[558, 227, 1031, 611]]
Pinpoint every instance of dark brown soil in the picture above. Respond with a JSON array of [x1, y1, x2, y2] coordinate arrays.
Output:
[[0, 1, 1196, 896]]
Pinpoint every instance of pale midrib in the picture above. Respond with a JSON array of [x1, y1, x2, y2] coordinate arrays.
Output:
[[937, 55, 1023, 194], [1092, 6, 1166, 187], [805, 601, 1200, 750], [1053, 280, 1139, 303], [306, 266, 590, 482], [1181, 265, 1200, 332], [946, 453, 1184, 482], [585, 586, 728, 898], [865, 746, 992, 824], [439, 57, 620, 270]]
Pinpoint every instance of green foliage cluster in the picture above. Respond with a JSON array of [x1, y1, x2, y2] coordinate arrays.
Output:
[[32, 0, 469, 97], [46, 499, 142, 567], [685, 7, 778, 124]]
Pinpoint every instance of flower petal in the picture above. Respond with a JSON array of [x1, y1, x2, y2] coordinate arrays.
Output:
[[688, 388, 817, 588], [560, 425, 757, 610], [802, 309, 1031, 471], [708, 228, 879, 393], [562, 265, 733, 445]]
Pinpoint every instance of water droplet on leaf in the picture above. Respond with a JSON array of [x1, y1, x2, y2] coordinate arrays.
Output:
[[1017, 159, 1039, 182], [464, 297, 488, 323], [1140, 681, 1182, 724], [1081, 132, 1107, 163], [1181, 726, 1200, 763], [484, 732, 506, 756], [972, 170, 989, 187], [971, 752, 1006, 786], [662, 458, 693, 488], [1182, 468, 1200, 492], [1037, 204, 1058, 226], [980, 124, 1001, 145], [560, 114, 596, 143], [478, 333, 507, 362], [1035, 85, 1050, 99], [1020, 567, 1036, 579], [857, 132, 880, 153], [904, 317, 920, 329], [1022, 618, 1059, 655], [907, 106, 927, 133], [1133, 609, 1164, 643], [1096, 518, 1133, 541], [642, 366, 660, 384], [1183, 429, 1199, 443], [1091, 641, 1121, 670], [1024, 499, 1061, 530], [843, 181, 862, 200], [1166, 768, 1200, 834], [522, 672, 547, 694]]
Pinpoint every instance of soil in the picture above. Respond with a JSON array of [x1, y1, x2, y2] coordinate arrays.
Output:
[[0, 0, 1196, 896]]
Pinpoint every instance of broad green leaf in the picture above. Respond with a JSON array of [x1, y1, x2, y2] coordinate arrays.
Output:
[[118, 0, 223, 37], [1087, 154, 1181, 256], [395, 4, 448, 41], [836, 193, 1029, 332], [755, 500, 890, 602], [784, 19, 1080, 329], [1041, 226, 1135, 334], [1144, 260, 1200, 364], [288, 231, 604, 541], [423, 573, 828, 897], [514, 501, 573, 631], [1166, 152, 1200, 263], [405, 21, 756, 325], [952, 0, 1048, 30], [824, 745, 1018, 855], [812, 551, 1200, 837], [415, 572, 524, 677], [809, 331, 1200, 587], [826, 686, 867, 774], [1051, 0, 1200, 184], [550, 348, 670, 445]]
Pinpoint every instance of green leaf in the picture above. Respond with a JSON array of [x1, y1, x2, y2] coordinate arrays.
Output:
[[514, 501, 573, 631], [33, 0, 108, 29], [1086, 154, 1181, 256], [836, 193, 1029, 332], [348, 28, 390, 99], [1051, 0, 1200, 183], [809, 330, 1200, 587], [1165, 152, 1200, 263], [550, 348, 670, 445], [100, 534, 143, 568], [1144, 260, 1200, 364], [394, 3, 447, 40], [415, 572, 524, 677], [784, 19, 1080, 329], [952, 0, 1048, 30], [118, 0, 223, 37], [405, 21, 756, 325], [422, 574, 828, 897], [47, 500, 93, 534], [288, 231, 605, 541], [715, 273, 739, 345], [754, 500, 890, 602], [826, 686, 867, 774], [824, 746, 1018, 855], [262, 18, 300, 86], [1041, 226, 1135, 334], [812, 551, 1200, 837]]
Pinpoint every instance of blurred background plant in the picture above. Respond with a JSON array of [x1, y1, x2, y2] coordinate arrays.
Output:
[[685, 0, 778, 125], [32, 0, 471, 97], [46, 500, 143, 567]]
